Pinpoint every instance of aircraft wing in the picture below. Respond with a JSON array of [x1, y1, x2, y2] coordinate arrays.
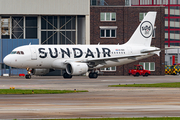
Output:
[[60, 54, 144, 69], [84, 54, 143, 62]]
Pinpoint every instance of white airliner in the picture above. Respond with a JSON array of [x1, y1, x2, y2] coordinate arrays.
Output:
[[3, 11, 160, 79]]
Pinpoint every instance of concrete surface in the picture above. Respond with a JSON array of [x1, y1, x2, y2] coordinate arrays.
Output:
[[0, 75, 180, 119]]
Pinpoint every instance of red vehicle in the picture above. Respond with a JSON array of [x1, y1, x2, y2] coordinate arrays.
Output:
[[129, 65, 151, 77]]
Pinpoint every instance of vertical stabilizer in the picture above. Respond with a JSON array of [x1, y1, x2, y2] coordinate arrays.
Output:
[[125, 12, 157, 47]]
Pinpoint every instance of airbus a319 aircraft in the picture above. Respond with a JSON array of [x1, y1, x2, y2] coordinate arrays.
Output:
[[3, 12, 160, 79]]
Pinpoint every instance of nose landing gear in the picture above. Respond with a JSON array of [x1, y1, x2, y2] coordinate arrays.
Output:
[[25, 68, 32, 79], [25, 74, 31, 79]]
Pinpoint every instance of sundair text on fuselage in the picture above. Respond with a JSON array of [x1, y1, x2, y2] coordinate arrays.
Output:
[[38, 48, 126, 59]]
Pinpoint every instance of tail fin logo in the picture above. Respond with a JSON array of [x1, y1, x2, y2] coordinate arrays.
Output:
[[140, 21, 153, 38]]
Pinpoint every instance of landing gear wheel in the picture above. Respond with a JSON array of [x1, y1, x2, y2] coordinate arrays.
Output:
[[25, 74, 31, 79], [92, 73, 98, 78], [89, 73, 92, 78], [89, 72, 98, 79], [25, 67, 32, 79], [63, 73, 72, 79]]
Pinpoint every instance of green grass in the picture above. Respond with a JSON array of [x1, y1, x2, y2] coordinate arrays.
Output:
[[42, 117, 180, 120], [108, 82, 180, 88], [0, 89, 88, 94]]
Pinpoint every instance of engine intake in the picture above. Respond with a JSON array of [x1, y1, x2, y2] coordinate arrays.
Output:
[[66, 62, 88, 75]]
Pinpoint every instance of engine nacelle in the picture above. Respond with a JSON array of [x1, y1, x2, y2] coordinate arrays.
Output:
[[32, 69, 50, 76], [66, 62, 88, 75]]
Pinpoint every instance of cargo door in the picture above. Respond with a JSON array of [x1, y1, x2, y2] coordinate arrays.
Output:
[[30, 47, 37, 60]]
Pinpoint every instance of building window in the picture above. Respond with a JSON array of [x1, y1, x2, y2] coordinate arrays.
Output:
[[1, 18, 10, 39], [26, 17, 37, 39], [101, 13, 105, 21], [169, 18, 180, 29], [139, 62, 155, 71], [101, 66, 116, 71], [111, 29, 116, 37], [170, 0, 180, 4], [91, 0, 107, 6], [166, 31, 180, 41], [125, 0, 131, 6], [100, 12, 116, 21], [170, 43, 180, 47], [1, 16, 38, 39], [91, 0, 97, 5], [12, 17, 24, 39], [139, 12, 147, 21], [41, 16, 76, 44], [100, 26, 117, 38], [100, 29, 116, 38], [169, 6, 180, 16]]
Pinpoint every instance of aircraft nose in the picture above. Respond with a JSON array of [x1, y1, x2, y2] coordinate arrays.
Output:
[[3, 55, 11, 66]]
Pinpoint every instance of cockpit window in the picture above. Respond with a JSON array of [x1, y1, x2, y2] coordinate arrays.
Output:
[[11, 51, 24, 55], [11, 51, 16, 54], [17, 51, 20, 54], [21, 51, 24, 54]]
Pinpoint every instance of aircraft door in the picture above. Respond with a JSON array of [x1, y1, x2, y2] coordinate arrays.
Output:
[[30, 47, 37, 60]]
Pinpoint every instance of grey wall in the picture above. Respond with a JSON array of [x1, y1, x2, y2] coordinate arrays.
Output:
[[0, 0, 90, 15]]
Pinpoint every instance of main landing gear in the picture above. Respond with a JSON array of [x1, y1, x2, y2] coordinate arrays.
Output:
[[63, 72, 72, 79], [25, 68, 32, 79], [62, 72, 98, 79], [88, 72, 98, 79]]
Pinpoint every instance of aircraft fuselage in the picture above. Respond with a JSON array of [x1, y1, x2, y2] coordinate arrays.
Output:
[[4, 44, 153, 69]]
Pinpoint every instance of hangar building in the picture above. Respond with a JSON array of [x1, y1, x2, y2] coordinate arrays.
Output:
[[0, 0, 90, 75], [0, 0, 165, 76]]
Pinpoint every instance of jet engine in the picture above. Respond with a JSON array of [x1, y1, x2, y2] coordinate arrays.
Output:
[[32, 69, 50, 76], [66, 62, 88, 75]]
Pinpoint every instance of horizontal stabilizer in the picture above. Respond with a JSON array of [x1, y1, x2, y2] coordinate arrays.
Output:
[[141, 49, 161, 53], [141, 47, 180, 54]]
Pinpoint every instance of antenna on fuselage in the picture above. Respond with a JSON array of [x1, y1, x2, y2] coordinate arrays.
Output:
[[29, 43, 31, 45], [98, 42, 100, 45]]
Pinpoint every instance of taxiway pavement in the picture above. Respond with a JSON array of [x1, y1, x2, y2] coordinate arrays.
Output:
[[0, 75, 180, 119]]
